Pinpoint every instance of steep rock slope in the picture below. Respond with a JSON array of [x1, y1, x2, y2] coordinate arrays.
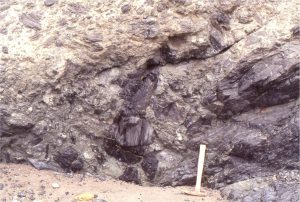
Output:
[[0, 0, 299, 201]]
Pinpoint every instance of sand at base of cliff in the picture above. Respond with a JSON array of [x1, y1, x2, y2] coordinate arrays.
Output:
[[0, 163, 224, 202]]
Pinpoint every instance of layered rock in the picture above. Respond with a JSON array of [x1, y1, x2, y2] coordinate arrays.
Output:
[[0, 0, 299, 201]]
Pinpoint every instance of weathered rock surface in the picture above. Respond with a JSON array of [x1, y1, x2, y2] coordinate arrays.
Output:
[[0, 0, 299, 201]]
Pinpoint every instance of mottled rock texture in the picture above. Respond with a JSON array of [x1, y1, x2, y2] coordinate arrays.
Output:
[[0, 0, 299, 201]]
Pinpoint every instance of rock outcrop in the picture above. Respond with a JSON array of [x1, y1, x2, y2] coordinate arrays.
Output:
[[0, 0, 299, 201]]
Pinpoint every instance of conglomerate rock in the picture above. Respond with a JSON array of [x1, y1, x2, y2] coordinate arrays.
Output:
[[0, 0, 299, 201]]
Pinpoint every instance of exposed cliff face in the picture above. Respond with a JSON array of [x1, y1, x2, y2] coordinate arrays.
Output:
[[0, 0, 299, 201]]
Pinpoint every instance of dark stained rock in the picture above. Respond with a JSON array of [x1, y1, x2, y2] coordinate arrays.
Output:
[[53, 146, 79, 170], [71, 158, 84, 172], [119, 167, 140, 184], [104, 140, 142, 164], [141, 153, 158, 180], [203, 101, 298, 188], [161, 41, 211, 64], [206, 41, 300, 118], [291, 26, 300, 37], [146, 56, 162, 68], [160, 159, 197, 186]]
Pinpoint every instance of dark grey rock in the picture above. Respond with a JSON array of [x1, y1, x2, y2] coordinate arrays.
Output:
[[119, 167, 140, 184], [141, 153, 158, 180], [53, 146, 79, 170], [220, 171, 300, 202], [121, 4, 131, 13], [2, 46, 8, 54], [104, 140, 142, 164], [71, 158, 84, 172], [160, 159, 197, 186], [205, 41, 299, 118], [291, 26, 300, 37]]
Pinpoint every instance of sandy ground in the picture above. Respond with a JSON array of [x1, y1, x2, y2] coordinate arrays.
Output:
[[0, 163, 225, 202]]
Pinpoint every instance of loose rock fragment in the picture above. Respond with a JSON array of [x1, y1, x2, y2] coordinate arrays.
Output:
[[6, 113, 34, 130], [119, 167, 140, 184], [17, 191, 26, 197], [85, 33, 102, 43], [44, 0, 57, 7], [121, 4, 131, 13], [2, 46, 8, 54], [19, 13, 41, 30], [51, 182, 60, 188], [75, 192, 96, 201]]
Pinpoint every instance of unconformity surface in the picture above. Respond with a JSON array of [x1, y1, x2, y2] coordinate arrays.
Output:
[[0, 0, 299, 201]]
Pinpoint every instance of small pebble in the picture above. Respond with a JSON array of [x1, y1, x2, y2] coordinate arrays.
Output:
[[121, 4, 131, 13], [2, 46, 8, 54], [44, 0, 57, 7], [92, 199, 108, 202], [17, 191, 26, 198], [51, 182, 60, 188], [38, 190, 46, 196]]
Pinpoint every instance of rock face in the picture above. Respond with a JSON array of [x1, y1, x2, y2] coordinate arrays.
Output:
[[0, 0, 299, 201]]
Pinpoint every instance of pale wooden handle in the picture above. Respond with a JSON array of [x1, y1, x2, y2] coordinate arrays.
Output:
[[195, 144, 206, 192]]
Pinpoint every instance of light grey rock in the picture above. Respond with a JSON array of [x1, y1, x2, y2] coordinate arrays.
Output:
[[115, 116, 154, 147], [19, 13, 41, 30], [44, 0, 57, 7]]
